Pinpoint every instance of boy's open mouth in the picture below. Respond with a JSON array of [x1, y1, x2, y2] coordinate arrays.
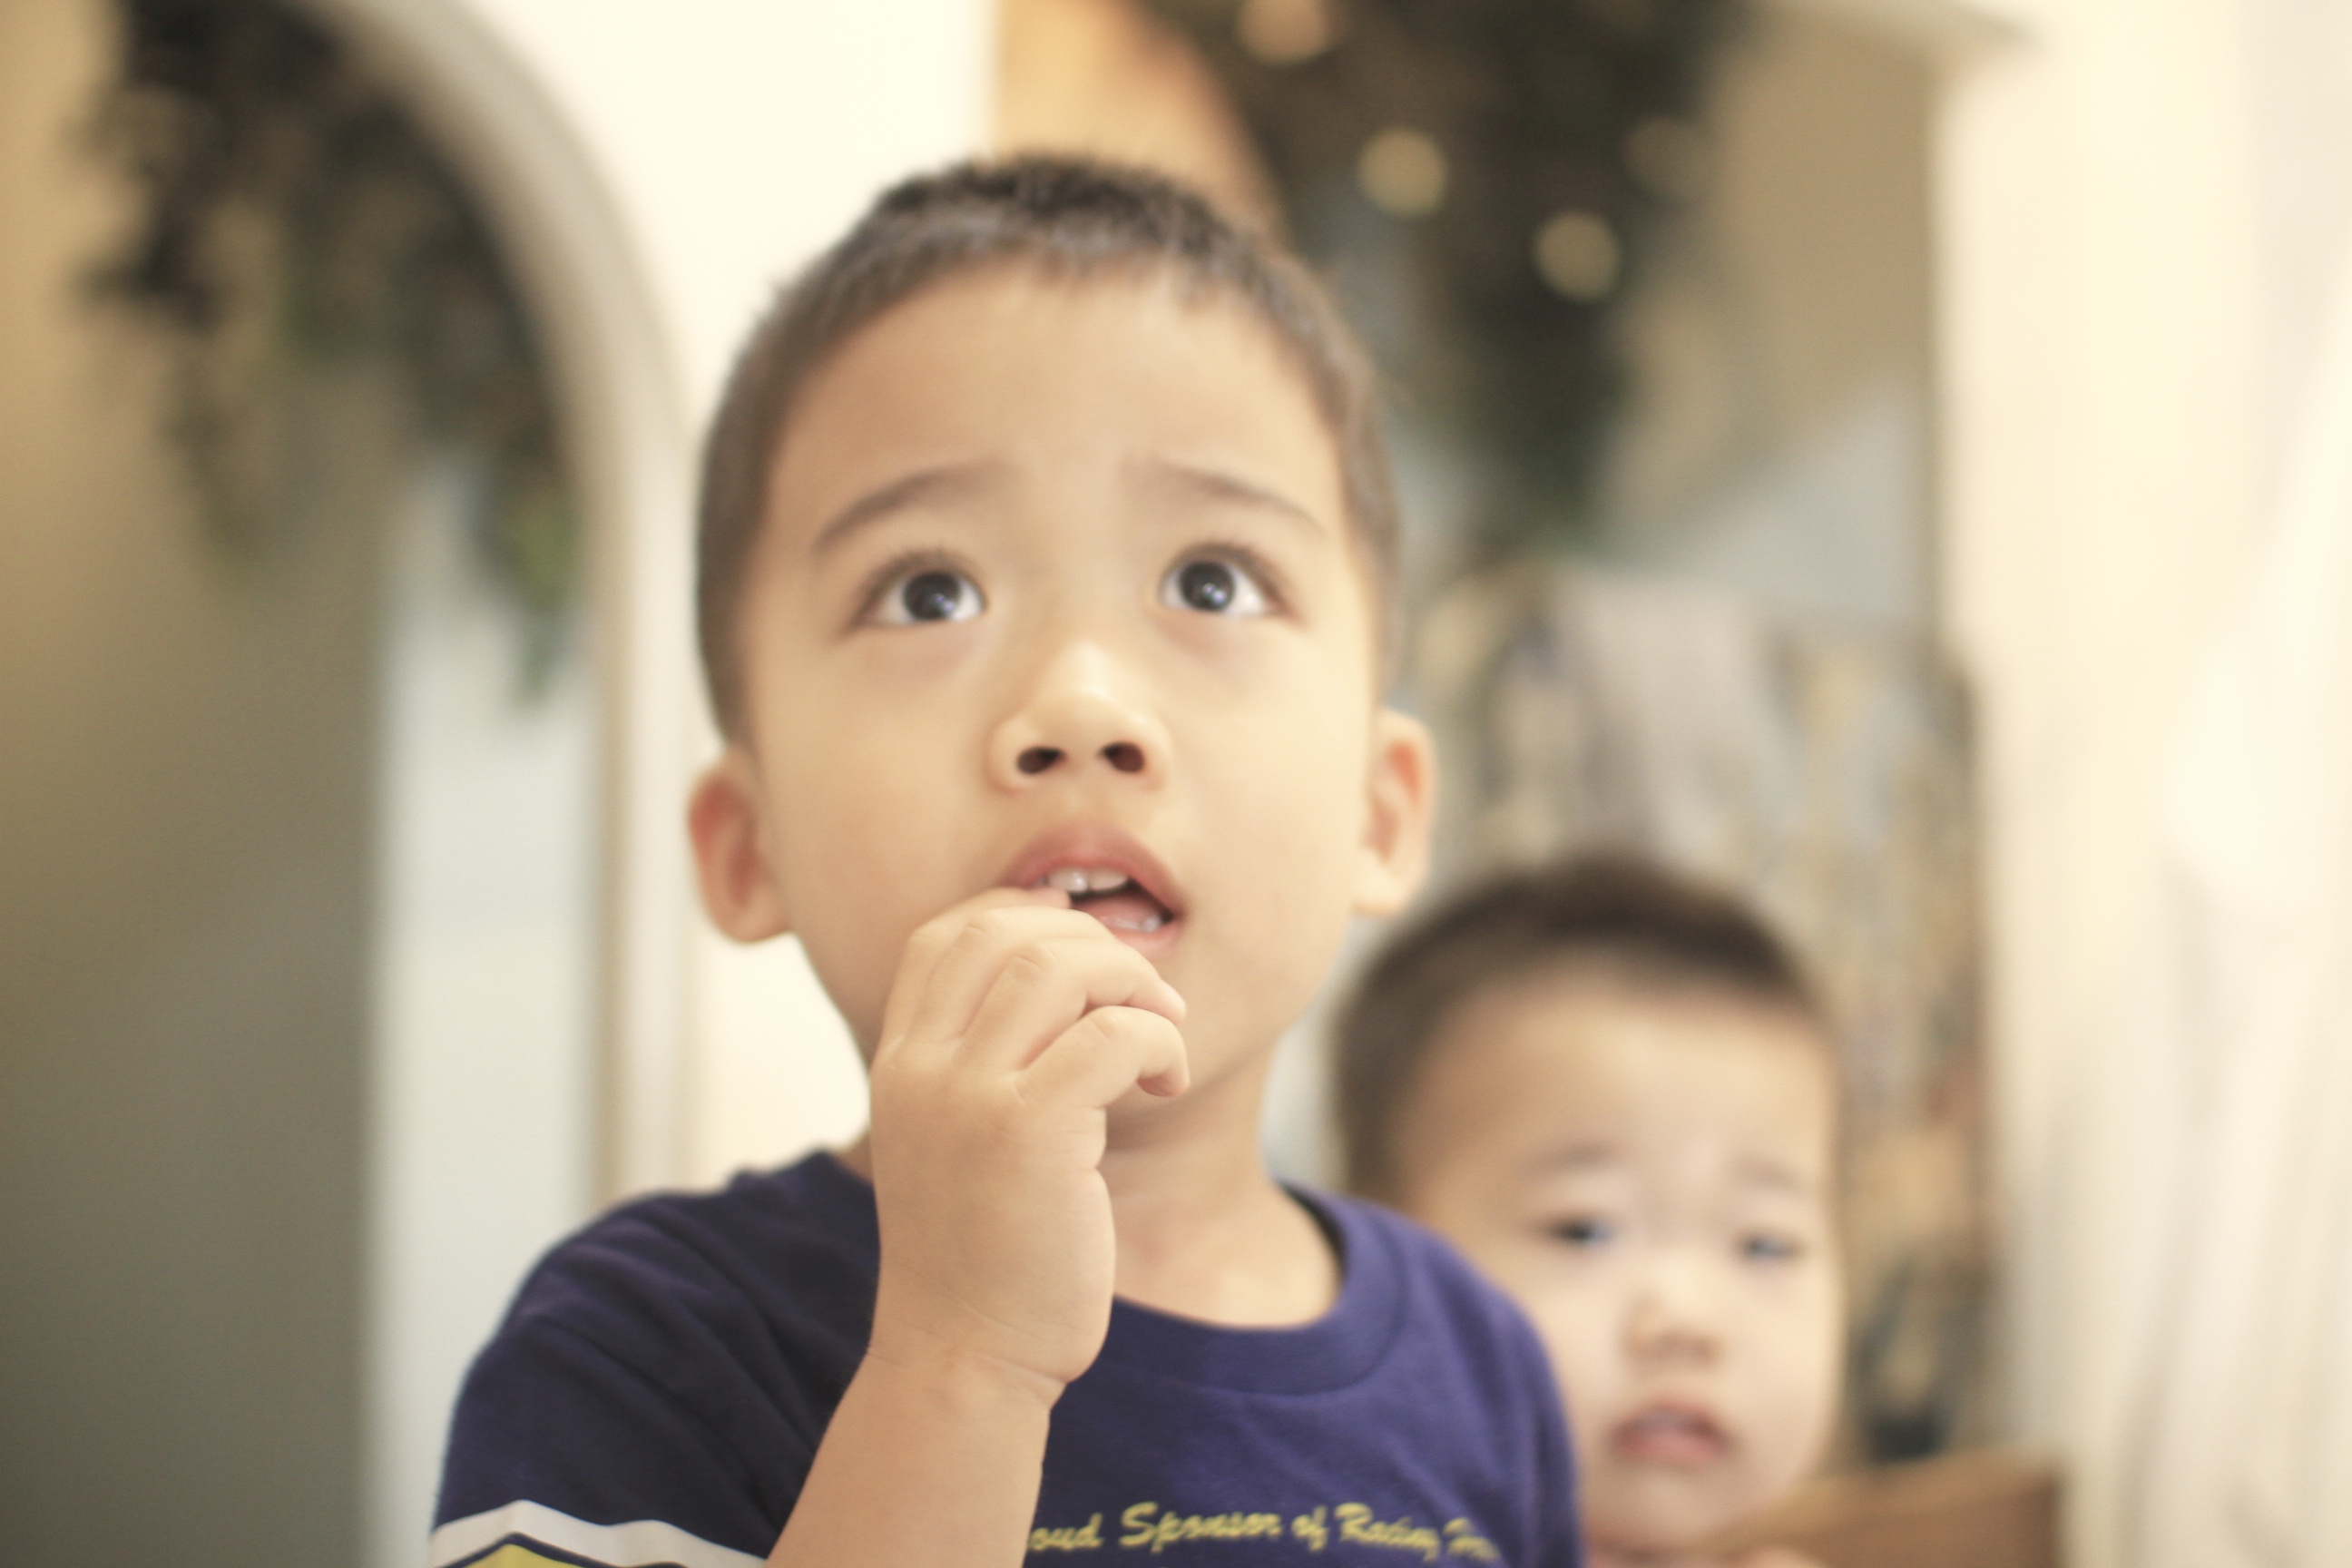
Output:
[[1611, 1402, 1731, 1468], [1003, 828, 1185, 953], [1034, 866, 1174, 935]]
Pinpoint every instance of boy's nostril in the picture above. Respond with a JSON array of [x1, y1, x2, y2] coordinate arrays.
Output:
[[1102, 742, 1145, 774], [1017, 745, 1062, 775]]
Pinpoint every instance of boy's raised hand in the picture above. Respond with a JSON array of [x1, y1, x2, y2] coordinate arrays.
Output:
[[863, 887, 1190, 1402], [769, 887, 1189, 1568]]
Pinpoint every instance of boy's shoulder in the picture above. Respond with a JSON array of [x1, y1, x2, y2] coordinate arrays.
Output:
[[573, 1149, 878, 1272], [1311, 1186, 1558, 1376], [435, 1154, 878, 1551], [493, 1152, 878, 1364]]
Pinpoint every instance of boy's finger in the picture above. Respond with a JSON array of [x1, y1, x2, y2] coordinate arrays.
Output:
[[878, 887, 1070, 1051], [892, 899, 1104, 1052], [1017, 1005, 1190, 1107], [878, 919, 955, 1053], [959, 936, 1186, 1071]]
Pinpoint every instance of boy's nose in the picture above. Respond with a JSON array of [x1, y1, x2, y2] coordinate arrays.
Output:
[[986, 641, 1170, 790], [1623, 1260, 1725, 1367]]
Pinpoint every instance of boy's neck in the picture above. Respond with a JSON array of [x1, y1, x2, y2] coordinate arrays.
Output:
[[1100, 1063, 1337, 1328]]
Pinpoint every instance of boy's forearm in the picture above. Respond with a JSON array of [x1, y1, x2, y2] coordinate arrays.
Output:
[[766, 1339, 1058, 1568]]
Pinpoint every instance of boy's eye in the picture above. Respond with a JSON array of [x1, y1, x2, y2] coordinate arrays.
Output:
[[1547, 1215, 1617, 1250], [1160, 555, 1271, 616], [874, 566, 984, 625], [1739, 1230, 1805, 1265]]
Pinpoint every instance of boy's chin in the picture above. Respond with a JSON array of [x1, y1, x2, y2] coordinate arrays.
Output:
[[1587, 1533, 1716, 1568], [1102, 1073, 1212, 1133], [1586, 1490, 1749, 1566], [1101, 1034, 1272, 1133]]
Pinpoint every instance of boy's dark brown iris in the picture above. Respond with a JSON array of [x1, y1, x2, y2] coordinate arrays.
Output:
[[1175, 560, 1237, 612], [903, 571, 966, 621]]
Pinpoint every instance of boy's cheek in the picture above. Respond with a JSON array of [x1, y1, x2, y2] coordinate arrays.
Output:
[[1524, 1286, 1629, 1399], [789, 919, 898, 1058]]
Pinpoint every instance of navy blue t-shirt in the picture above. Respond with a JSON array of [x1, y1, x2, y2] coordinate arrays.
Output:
[[432, 1152, 1580, 1568]]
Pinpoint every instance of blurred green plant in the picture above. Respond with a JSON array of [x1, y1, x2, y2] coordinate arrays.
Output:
[[84, 0, 578, 688], [1145, 0, 1746, 556]]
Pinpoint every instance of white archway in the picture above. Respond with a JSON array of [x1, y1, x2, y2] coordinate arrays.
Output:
[[282, 4, 985, 1562], [290, 6, 698, 1563], [304, 0, 701, 1199]]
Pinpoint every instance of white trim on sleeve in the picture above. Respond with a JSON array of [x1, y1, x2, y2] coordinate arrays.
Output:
[[426, 1499, 766, 1568]]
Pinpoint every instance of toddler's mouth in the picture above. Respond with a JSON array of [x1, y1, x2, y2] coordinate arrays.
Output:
[[1611, 1402, 1731, 1468], [1034, 866, 1173, 935]]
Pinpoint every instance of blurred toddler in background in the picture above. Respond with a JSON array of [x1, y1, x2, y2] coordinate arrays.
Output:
[[1338, 855, 1843, 1568]]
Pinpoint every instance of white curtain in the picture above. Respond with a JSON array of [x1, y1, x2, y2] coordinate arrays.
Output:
[[2129, 238, 2352, 1567]]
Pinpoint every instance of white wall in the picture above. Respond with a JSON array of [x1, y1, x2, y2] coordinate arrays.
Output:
[[1927, 1, 2348, 1562]]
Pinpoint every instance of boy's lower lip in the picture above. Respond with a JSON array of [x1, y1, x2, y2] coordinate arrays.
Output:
[[1075, 889, 1181, 956], [1068, 885, 1165, 931]]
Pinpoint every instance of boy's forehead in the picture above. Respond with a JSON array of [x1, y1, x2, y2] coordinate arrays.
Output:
[[1437, 975, 1839, 1139], [756, 268, 1349, 554], [1481, 968, 1829, 1057]]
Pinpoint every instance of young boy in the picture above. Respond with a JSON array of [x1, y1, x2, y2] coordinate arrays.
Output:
[[429, 159, 1582, 1568], [1336, 857, 1842, 1568]]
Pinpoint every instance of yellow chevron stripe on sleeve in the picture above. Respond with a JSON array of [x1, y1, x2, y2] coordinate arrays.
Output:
[[471, 1548, 582, 1568]]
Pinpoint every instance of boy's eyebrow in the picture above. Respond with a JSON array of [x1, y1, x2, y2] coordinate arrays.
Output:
[[808, 461, 1004, 558], [1525, 1140, 1619, 1174], [1730, 1155, 1821, 1196], [1130, 455, 1326, 536]]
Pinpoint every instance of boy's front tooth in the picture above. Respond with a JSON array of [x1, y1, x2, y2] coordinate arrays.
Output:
[[1044, 866, 1134, 895]]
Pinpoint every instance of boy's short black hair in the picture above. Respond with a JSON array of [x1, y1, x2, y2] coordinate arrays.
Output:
[[1335, 852, 1827, 1201], [696, 154, 1399, 736]]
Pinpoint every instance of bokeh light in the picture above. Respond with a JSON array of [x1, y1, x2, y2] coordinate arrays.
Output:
[[1357, 125, 1446, 220]]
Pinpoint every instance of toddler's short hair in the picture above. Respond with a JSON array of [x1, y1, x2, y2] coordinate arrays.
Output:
[[1336, 853, 1825, 1201], [696, 155, 1399, 735]]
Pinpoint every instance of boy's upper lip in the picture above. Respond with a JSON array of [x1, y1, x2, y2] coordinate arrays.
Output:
[[999, 821, 1185, 918]]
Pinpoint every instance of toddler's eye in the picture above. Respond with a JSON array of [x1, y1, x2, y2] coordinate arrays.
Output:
[[874, 566, 984, 625], [1160, 555, 1271, 616], [1739, 1230, 1805, 1264], [1548, 1215, 1617, 1250]]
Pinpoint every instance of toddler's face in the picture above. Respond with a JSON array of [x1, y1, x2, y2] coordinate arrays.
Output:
[[694, 269, 1428, 1127], [1396, 977, 1842, 1559]]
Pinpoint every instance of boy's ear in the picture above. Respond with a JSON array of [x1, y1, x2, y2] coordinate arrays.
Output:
[[1353, 706, 1436, 918], [687, 748, 792, 943]]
